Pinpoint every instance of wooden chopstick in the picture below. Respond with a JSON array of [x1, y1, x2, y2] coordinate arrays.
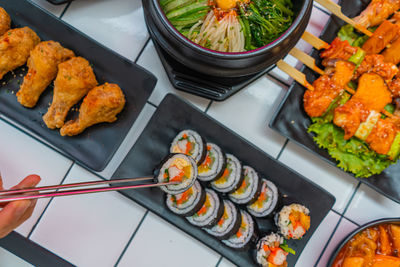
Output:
[[0, 180, 180, 203], [314, 0, 373, 37]]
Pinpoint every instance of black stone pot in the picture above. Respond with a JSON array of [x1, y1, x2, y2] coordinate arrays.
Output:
[[143, 0, 313, 78]]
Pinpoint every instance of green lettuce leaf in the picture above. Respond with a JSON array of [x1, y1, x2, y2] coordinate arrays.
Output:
[[308, 121, 395, 178]]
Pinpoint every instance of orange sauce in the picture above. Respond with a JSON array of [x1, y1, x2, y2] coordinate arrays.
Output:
[[332, 223, 400, 267]]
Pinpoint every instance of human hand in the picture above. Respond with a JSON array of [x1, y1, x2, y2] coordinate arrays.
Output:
[[0, 174, 41, 238]]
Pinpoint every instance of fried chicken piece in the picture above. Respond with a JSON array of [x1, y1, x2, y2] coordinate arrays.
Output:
[[366, 117, 399, 155], [320, 38, 357, 66], [353, 0, 400, 28], [303, 60, 355, 117], [361, 20, 399, 54], [16, 41, 75, 108], [60, 83, 125, 136], [389, 77, 400, 97], [333, 99, 370, 140], [43, 57, 98, 129], [0, 7, 10, 36], [354, 54, 398, 81], [0, 27, 40, 80]]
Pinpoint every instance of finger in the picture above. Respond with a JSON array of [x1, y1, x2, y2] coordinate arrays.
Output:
[[11, 175, 41, 190], [0, 200, 30, 238]]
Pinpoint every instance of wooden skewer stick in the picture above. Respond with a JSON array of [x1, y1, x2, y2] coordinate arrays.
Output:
[[281, 47, 396, 118], [302, 31, 329, 50], [314, 0, 373, 37]]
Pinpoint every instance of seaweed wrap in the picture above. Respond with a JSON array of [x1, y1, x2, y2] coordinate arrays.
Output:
[[187, 189, 224, 228], [228, 166, 261, 205], [247, 179, 279, 218], [166, 181, 206, 217], [197, 143, 226, 182], [170, 129, 206, 165], [211, 153, 243, 193]]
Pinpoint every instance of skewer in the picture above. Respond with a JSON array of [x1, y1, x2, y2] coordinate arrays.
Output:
[[302, 31, 329, 50], [314, 0, 373, 37], [0, 176, 179, 203], [279, 45, 397, 119]]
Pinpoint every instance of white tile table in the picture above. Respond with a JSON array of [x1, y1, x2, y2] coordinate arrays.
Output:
[[0, 1, 398, 267]]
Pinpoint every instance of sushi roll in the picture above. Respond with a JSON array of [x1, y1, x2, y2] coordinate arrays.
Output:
[[275, 203, 311, 240], [187, 189, 224, 228], [247, 179, 279, 218], [157, 153, 198, 194], [165, 181, 206, 217], [197, 143, 226, 182], [228, 166, 262, 205], [255, 233, 294, 267], [170, 130, 206, 165], [222, 210, 258, 250], [211, 154, 244, 193], [205, 199, 242, 240]]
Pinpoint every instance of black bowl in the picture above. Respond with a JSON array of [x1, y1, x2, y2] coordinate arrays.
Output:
[[327, 217, 400, 266], [143, 0, 313, 78]]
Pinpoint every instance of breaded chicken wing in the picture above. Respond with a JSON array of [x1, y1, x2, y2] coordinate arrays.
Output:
[[60, 83, 125, 136], [0, 7, 10, 36], [0, 27, 40, 80], [16, 41, 75, 108], [43, 57, 98, 129]]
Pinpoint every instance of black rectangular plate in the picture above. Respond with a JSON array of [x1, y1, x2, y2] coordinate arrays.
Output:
[[0, 0, 157, 171], [270, 0, 400, 203], [112, 94, 335, 266], [46, 0, 72, 5]]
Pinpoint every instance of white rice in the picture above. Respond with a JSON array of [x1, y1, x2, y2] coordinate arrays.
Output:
[[187, 189, 221, 227], [166, 181, 203, 215], [170, 130, 205, 164], [228, 166, 260, 204], [222, 210, 254, 249], [247, 179, 279, 217], [256, 233, 285, 266], [276, 203, 310, 239], [158, 154, 197, 194], [211, 154, 242, 193], [197, 143, 225, 182], [205, 200, 238, 238]]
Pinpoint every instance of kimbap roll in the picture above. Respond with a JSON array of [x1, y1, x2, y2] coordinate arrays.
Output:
[[275, 203, 311, 240], [205, 200, 242, 240], [187, 189, 224, 228], [166, 181, 206, 217], [157, 153, 197, 194], [211, 154, 244, 193], [255, 233, 294, 267], [228, 166, 261, 205], [247, 179, 279, 218], [170, 130, 206, 165], [222, 210, 257, 250], [197, 143, 226, 182]]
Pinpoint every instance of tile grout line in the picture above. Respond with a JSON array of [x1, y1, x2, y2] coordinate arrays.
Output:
[[215, 256, 223, 267], [26, 162, 75, 239], [113, 210, 149, 267], [204, 100, 213, 113], [314, 182, 361, 266], [267, 71, 291, 87], [59, 2, 72, 19], [313, 3, 331, 16], [276, 139, 289, 160], [330, 209, 360, 226], [134, 38, 151, 64], [146, 100, 158, 109]]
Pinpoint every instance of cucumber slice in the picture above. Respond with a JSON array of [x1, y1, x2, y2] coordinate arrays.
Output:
[[166, 0, 208, 20], [170, 10, 207, 26], [354, 111, 380, 140], [388, 132, 400, 160]]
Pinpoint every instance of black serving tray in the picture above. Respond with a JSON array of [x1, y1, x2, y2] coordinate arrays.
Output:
[[0, 0, 157, 171], [112, 94, 335, 266], [45, 0, 72, 5], [270, 0, 400, 203]]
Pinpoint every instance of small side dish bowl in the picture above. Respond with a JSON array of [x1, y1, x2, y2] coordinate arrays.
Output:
[[143, 0, 313, 77], [327, 217, 400, 267]]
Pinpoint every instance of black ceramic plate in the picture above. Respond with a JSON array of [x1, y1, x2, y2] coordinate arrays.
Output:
[[269, 0, 400, 204], [0, 0, 157, 171], [327, 218, 400, 266], [112, 94, 335, 266], [45, 0, 72, 5]]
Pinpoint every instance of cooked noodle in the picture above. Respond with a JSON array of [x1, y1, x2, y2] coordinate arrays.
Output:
[[189, 10, 245, 52]]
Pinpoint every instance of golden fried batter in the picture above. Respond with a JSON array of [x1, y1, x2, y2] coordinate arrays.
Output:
[[0, 27, 40, 80], [43, 57, 98, 129], [16, 41, 75, 108], [0, 7, 11, 36], [60, 83, 125, 136]]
